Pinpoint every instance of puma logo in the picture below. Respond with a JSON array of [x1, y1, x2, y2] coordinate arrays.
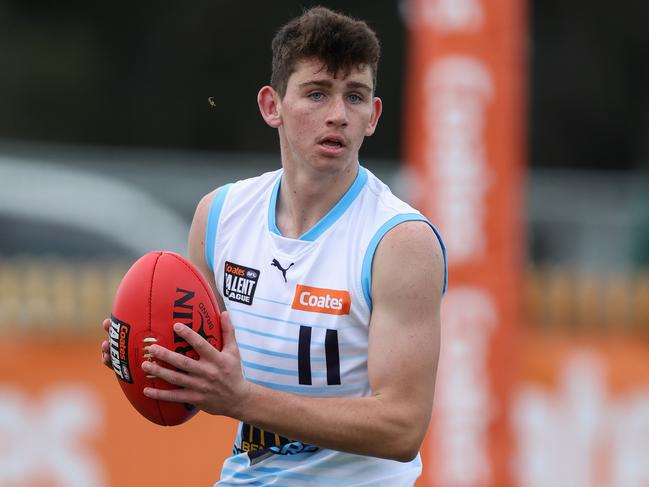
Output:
[[271, 259, 294, 283]]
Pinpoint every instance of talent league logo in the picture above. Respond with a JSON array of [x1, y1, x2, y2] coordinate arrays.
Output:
[[109, 315, 132, 383], [223, 261, 260, 305], [271, 258, 294, 283]]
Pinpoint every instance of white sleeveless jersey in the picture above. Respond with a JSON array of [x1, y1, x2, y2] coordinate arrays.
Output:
[[205, 165, 446, 487]]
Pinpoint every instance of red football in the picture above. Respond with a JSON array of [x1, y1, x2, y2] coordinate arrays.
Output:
[[109, 251, 222, 426]]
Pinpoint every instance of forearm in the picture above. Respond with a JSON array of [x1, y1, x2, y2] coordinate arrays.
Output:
[[235, 382, 427, 462]]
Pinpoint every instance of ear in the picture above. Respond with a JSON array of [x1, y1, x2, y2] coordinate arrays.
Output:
[[364, 97, 383, 137], [258, 86, 282, 128]]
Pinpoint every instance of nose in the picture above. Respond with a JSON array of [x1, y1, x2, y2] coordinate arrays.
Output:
[[326, 95, 348, 127]]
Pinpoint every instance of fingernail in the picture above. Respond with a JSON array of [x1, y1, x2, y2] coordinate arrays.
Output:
[[142, 361, 150, 370], [143, 388, 151, 397], [174, 323, 183, 332]]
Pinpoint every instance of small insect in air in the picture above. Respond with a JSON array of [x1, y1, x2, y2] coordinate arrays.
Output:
[[208, 96, 216, 108]]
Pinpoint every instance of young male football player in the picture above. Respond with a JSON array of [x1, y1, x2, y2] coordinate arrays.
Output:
[[102, 6, 446, 485]]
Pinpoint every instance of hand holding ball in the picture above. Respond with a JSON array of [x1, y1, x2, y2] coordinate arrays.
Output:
[[109, 251, 222, 426]]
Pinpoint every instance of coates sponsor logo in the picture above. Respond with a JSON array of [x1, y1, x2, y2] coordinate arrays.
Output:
[[291, 285, 351, 315], [109, 315, 133, 383]]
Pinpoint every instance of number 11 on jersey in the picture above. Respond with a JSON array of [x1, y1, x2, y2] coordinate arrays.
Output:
[[297, 325, 341, 386]]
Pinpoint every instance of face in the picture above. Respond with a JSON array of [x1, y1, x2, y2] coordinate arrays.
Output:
[[259, 58, 382, 174]]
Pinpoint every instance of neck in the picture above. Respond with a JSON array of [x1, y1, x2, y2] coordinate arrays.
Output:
[[275, 160, 359, 239]]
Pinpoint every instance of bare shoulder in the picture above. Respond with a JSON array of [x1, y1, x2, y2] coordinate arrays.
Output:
[[188, 188, 223, 252], [371, 220, 445, 305], [188, 189, 222, 299], [191, 189, 219, 235], [376, 220, 443, 258]]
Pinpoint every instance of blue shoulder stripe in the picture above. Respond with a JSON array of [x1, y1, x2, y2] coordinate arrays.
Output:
[[361, 214, 448, 310], [205, 183, 232, 273], [268, 175, 282, 236]]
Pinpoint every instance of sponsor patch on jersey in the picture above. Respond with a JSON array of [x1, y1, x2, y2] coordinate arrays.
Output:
[[109, 315, 133, 383], [291, 284, 351, 315], [234, 423, 319, 465], [223, 261, 260, 305]]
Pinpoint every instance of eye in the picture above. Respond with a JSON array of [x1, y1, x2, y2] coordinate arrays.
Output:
[[308, 92, 324, 101], [348, 93, 363, 104]]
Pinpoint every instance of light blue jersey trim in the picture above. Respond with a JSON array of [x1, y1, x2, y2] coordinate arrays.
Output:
[[268, 175, 282, 236], [235, 325, 299, 343], [268, 165, 368, 241], [238, 341, 327, 362], [236, 466, 336, 484], [361, 214, 448, 310], [254, 296, 292, 306], [248, 378, 367, 395], [299, 166, 367, 241], [222, 465, 332, 485], [229, 306, 370, 338], [205, 183, 233, 273], [230, 307, 333, 330], [238, 342, 298, 360], [242, 360, 327, 379]]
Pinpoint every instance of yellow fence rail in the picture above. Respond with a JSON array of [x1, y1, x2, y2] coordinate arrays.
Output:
[[524, 266, 649, 330], [0, 258, 129, 335], [2, 259, 648, 334]]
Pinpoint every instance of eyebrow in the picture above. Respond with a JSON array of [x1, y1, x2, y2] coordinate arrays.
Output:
[[299, 80, 373, 93]]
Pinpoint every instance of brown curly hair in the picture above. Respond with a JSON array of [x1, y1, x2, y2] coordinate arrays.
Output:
[[270, 6, 381, 97]]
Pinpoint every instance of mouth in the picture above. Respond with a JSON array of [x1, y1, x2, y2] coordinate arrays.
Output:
[[318, 135, 346, 149]]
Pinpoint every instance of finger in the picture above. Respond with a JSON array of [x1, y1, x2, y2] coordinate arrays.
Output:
[[147, 343, 201, 374], [220, 311, 238, 353], [103, 318, 110, 332], [141, 360, 196, 389], [143, 386, 198, 405], [101, 341, 112, 367], [172, 322, 217, 359]]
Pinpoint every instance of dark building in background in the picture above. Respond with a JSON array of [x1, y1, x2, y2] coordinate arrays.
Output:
[[1, 0, 648, 169], [0, 1, 406, 159]]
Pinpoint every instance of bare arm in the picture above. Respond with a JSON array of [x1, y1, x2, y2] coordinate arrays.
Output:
[[142, 218, 444, 462]]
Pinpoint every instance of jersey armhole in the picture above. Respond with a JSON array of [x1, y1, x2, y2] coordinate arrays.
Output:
[[205, 183, 233, 273], [360, 213, 448, 311]]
